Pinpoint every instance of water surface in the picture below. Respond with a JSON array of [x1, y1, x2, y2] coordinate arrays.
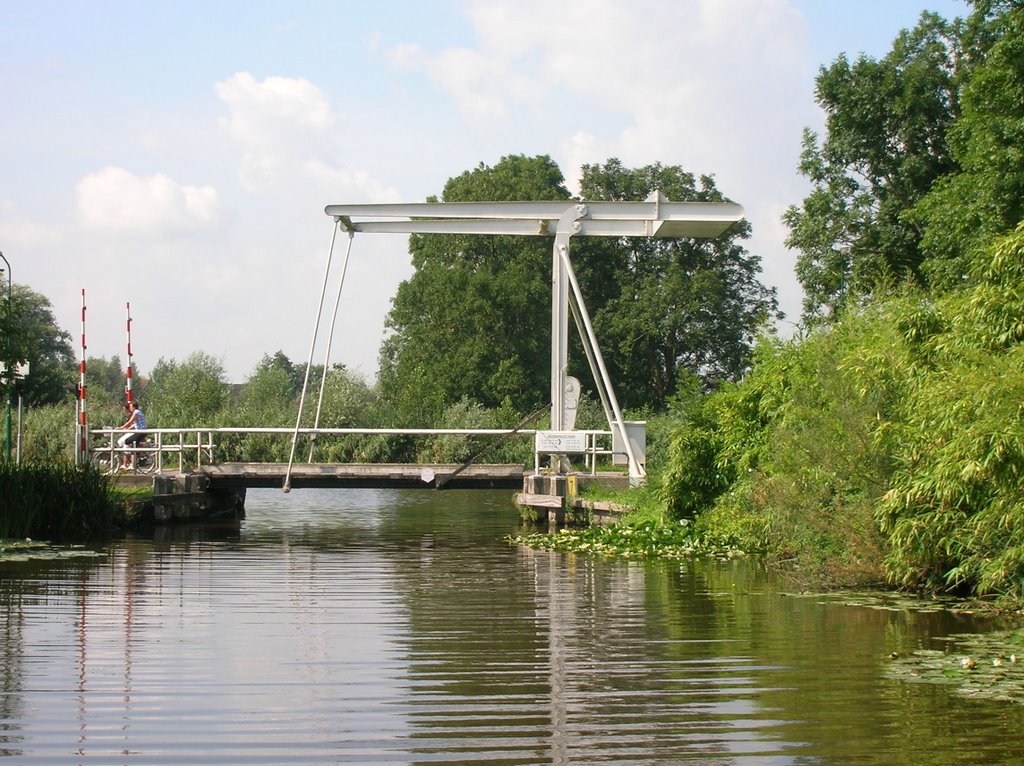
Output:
[[1, 488, 1022, 764]]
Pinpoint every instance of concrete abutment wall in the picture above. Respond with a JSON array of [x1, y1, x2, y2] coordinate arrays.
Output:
[[516, 472, 629, 527]]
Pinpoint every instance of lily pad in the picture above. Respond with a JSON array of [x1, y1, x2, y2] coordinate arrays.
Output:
[[0, 540, 104, 562], [886, 628, 1024, 703]]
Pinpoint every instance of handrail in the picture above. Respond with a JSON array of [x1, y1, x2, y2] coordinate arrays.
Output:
[[87, 426, 625, 474]]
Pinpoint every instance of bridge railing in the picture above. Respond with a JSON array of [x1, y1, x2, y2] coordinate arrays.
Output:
[[89, 428, 217, 474], [89, 427, 623, 474]]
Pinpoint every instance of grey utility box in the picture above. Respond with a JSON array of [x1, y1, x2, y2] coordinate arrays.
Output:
[[612, 421, 646, 469]]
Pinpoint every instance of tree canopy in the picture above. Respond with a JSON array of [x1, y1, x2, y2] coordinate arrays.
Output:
[[144, 352, 227, 427], [912, 3, 1024, 288], [1, 283, 76, 407], [576, 159, 778, 406], [782, 11, 962, 319], [378, 154, 778, 423], [784, 1, 1023, 321]]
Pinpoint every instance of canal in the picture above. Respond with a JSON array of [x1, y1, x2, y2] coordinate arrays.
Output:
[[2, 487, 1023, 764]]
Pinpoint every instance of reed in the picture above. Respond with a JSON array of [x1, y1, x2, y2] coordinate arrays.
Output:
[[0, 461, 116, 541]]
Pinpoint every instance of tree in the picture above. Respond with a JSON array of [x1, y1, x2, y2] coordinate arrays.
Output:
[[576, 160, 779, 407], [912, 3, 1024, 288], [235, 354, 298, 428], [1, 283, 76, 407], [783, 11, 963, 320], [378, 154, 571, 424], [85, 355, 146, 406], [379, 154, 776, 421], [86, 355, 125, 404], [143, 352, 226, 426]]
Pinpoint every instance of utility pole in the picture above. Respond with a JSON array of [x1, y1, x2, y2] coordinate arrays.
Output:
[[0, 251, 12, 461]]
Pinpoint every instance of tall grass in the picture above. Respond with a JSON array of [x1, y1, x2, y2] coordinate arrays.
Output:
[[0, 461, 116, 541]]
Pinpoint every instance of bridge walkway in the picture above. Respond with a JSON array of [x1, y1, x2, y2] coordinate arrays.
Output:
[[199, 462, 524, 490]]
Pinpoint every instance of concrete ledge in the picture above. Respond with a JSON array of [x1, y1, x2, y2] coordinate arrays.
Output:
[[151, 472, 246, 523], [515, 492, 564, 509], [516, 473, 631, 527], [569, 497, 628, 526]]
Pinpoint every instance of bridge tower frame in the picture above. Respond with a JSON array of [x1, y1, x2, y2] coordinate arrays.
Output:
[[322, 192, 744, 485]]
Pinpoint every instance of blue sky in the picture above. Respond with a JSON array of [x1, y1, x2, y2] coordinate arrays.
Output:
[[1, 0, 968, 384]]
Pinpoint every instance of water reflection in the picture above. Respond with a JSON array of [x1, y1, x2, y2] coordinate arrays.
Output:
[[0, 488, 1022, 764]]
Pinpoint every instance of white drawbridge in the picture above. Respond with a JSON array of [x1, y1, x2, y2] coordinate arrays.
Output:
[[286, 192, 743, 490]]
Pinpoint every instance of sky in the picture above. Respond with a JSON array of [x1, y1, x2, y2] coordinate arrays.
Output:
[[1, 0, 968, 385]]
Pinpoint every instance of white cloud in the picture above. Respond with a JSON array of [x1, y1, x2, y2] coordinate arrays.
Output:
[[215, 72, 340, 191], [214, 71, 403, 209], [387, 0, 812, 186], [303, 160, 402, 203], [386, 42, 426, 71], [216, 72, 335, 149], [75, 167, 222, 236], [425, 47, 538, 123]]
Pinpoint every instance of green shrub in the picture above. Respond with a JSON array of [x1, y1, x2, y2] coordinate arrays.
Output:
[[661, 223, 1024, 596]]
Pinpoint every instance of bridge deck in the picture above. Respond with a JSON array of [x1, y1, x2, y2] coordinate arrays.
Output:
[[198, 463, 525, 490]]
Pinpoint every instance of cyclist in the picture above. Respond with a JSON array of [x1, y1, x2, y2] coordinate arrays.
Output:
[[117, 401, 148, 470]]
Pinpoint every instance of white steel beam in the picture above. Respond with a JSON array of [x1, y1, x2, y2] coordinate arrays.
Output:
[[315, 192, 744, 484], [325, 196, 743, 239]]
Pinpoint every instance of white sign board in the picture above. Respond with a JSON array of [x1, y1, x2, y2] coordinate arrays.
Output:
[[535, 430, 587, 454], [0, 362, 29, 381], [612, 421, 647, 467]]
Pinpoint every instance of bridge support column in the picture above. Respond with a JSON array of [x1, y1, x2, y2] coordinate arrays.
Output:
[[152, 474, 245, 522]]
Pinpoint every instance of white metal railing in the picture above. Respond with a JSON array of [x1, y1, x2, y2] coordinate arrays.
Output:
[[88, 426, 624, 474], [89, 428, 216, 474]]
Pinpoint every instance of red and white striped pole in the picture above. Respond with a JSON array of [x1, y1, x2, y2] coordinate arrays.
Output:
[[77, 289, 88, 465], [125, 302, 133, 406]]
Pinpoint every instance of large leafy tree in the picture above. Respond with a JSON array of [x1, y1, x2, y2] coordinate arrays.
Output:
[[1, 284, 76, 406], [379, 154, 776, 422], [85, 355, 145, 407], [86, 355, 126, 404], [576, 160, 779, 407], [144, 351, 227, 427], [912, 2, 1024, 288], [378, 154, 571, 424], [783, 11, 964, 320], [235, 352, 301, 427]]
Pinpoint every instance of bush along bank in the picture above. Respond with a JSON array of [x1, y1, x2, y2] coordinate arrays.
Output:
[[0, 461, 119, 542], [657, 224, 1024, 602]]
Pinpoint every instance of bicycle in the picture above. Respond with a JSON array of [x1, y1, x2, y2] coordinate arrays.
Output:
[[90, 431, 156, 474]]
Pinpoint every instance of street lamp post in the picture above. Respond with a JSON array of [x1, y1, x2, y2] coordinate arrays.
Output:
[[0, 251, 11, 461]]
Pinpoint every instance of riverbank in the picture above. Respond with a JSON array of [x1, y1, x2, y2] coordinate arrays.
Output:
[[0, 461, 121, 541]]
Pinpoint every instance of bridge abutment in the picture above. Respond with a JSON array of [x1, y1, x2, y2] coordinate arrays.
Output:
[[516, 472, 629, 527], [151, 474, 246, 522]]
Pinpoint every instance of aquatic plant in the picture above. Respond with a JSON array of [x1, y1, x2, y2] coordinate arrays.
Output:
[[509, 519, 749, 561], [887, 628, 1024, 705], [0, 460, 116, 541]]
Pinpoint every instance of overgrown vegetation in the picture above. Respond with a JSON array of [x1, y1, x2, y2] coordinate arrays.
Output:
[[0, 461, 116, 541], [656, 223, 1024, 598]]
